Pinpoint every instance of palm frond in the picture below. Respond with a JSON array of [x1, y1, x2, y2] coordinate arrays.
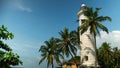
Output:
[[96, 22, 109, 33], [94, 8, 102, 17], [92, 24, 97, 36], [39, 56, 46, 64], [96, 16, 112, 22], [80, 25, 88, 35], [84, 7, 93, 17]]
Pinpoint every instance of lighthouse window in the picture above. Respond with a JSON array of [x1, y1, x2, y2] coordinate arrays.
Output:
[[85, 56, 88, 61], [81, 19, 85, 24]]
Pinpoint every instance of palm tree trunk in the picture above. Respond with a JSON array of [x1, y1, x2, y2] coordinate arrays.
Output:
[[69, 50, 74, 58], [47, 65, 48, 68], [68, 45, 74, 58], [52, 61, 54, 68], [93, 34, 98, 68]]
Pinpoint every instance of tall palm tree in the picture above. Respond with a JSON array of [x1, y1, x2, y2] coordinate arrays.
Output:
[[58, 28, 77, 58], [98, 42, 112, 68], [39, 37, 63, 68], [80, 7, 111, 66]]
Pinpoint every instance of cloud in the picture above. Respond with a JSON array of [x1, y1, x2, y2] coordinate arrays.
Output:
[[96, 30, 120, 48], [16, 4, 32, 12], [77, 30, 120, 56], [8, 0, 32, 12]]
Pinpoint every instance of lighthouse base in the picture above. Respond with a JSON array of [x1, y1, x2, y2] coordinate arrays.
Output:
[[80, 65, 100, 68]]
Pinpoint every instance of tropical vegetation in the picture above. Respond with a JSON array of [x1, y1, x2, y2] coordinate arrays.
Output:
[[39, 28, 79, 68], [39, 37, 64, 68], [58, 28, 78, 58], [97, 42, 120, 68], [0, 25, 22, 68]]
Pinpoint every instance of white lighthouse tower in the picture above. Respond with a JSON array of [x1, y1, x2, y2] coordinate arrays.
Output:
[[77, 4, 99, 67]]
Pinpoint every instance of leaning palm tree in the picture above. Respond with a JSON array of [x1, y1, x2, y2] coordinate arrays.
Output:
[[80, 7, 111, 66], [39, 37, 63, 68], [58, 28, 77, 58], [71, 27, 80, 47]]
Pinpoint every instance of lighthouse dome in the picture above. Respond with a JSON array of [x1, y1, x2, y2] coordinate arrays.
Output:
[[81, 4, 86, 7]]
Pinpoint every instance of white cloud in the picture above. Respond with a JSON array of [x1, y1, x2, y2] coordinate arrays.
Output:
[[8, 0, 32, 12], [77, 30, 120, 56], [96, 30, 120, 48], [16, 4, 32, 12]]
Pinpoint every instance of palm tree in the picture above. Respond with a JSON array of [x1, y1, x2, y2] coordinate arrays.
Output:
[[112, 47, 120, 68], [97, 42, 120, 68], [80, 7, 111, 66], [71, 27, 80, 47], [98, 42, 112, 68], [80, 7, 112, 43], [39, 37, 63, 68], [58, 28, 77, 58]]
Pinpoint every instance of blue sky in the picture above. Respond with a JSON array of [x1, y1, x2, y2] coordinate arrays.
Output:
[[0, 0, 120, 68]]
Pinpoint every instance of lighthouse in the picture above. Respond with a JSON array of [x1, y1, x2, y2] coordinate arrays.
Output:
[[77, 4, 99, 67]]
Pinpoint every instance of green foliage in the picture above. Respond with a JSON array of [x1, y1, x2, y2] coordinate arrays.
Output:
[[68, 56, 80, 62], [97, 42, 120, 68], [39, 27, 80, 68], [0, 25, 13, 51], [58, 28, 78, 57], [80, 7, 111, 36], [3, 52, 22, 65], [0, 40, 12, 51], [0, 25, 14, 40], [0, 52, 23, 68], [0, 25, 22, 68], [39, 37, 64, 68]]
